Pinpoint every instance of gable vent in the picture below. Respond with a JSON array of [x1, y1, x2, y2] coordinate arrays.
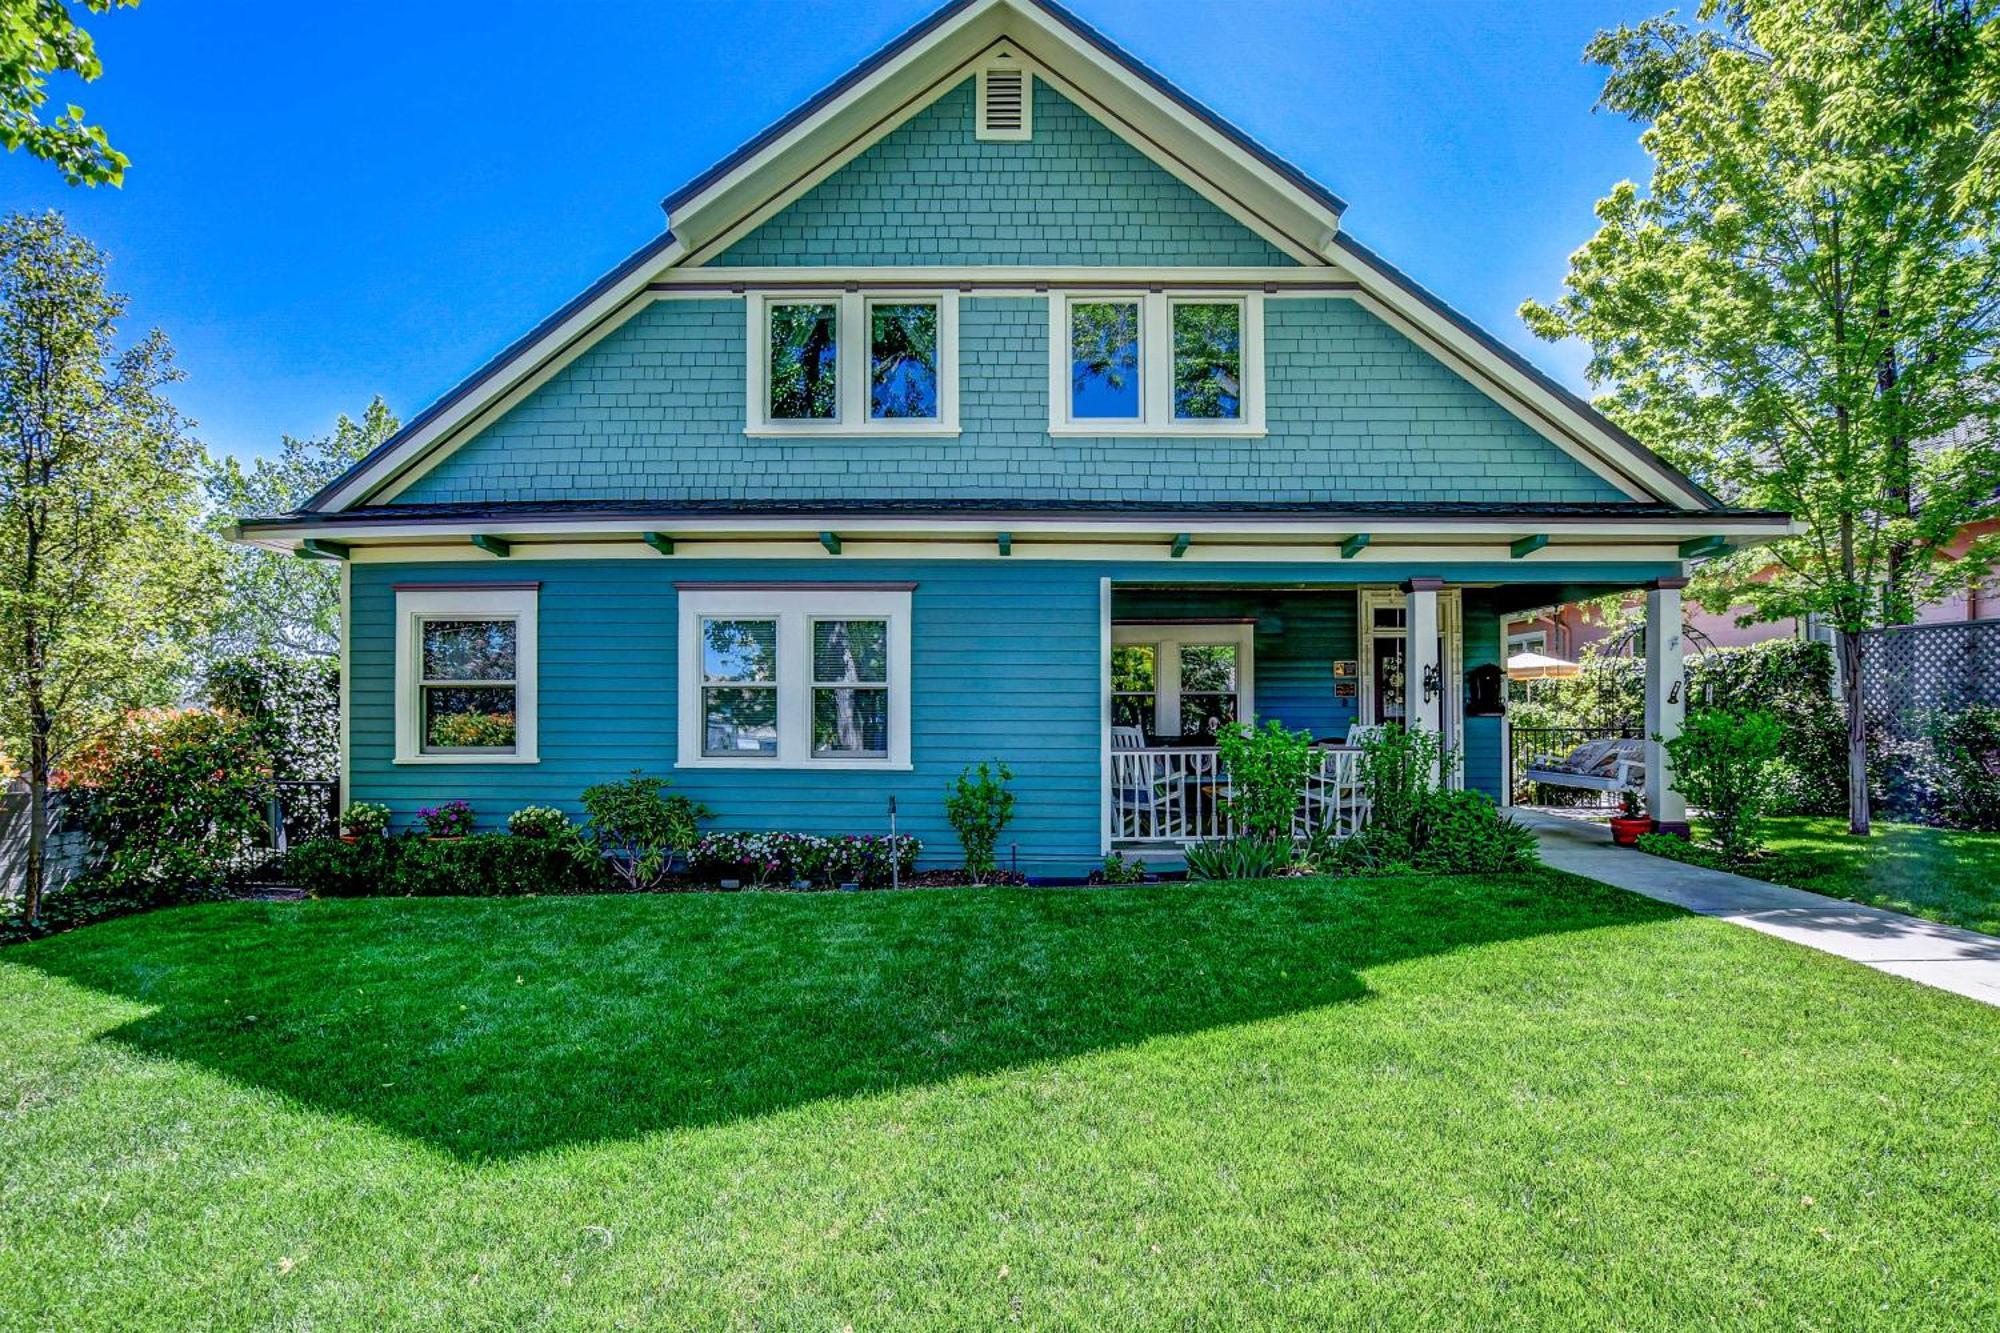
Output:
[[977, 63, 1032, 142]]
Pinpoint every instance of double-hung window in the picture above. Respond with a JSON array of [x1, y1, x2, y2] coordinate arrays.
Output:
[[748, 292, 958, 435], [679, 586, 912, 768], [1049, 291, 1263, 435], [1109, 622, 1255, 744], [394, 585, 539, 763]]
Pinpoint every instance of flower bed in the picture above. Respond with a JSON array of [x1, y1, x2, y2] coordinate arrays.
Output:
[[692, 831, 921, 889]]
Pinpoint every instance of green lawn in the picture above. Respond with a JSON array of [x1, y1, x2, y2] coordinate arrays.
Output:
[[3, 874, 1998, 1329], [1726, 816, 2000, 936]]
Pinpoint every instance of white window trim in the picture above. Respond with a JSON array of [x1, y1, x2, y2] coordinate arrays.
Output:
[[1110, 621, 1256, 741], [394, 586, 539, 765], [1048, 291, 1265, 437], [745, 290, 959, 437], [678, 587, 913, 770]]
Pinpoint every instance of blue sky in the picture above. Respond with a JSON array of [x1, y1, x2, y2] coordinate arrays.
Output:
[[0, 0, 1658, 465]]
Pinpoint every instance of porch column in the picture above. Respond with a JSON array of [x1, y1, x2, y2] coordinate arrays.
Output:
[[1645, 578, 1689, 834], [1403, 578, 1443, 773]]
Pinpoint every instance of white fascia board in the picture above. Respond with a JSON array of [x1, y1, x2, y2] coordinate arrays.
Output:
[[316, 239, 685, 512]]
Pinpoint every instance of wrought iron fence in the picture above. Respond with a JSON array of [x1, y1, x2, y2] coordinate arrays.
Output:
[[233, 780, 340, 884], [1506, 724, 1644, 810], [1857, 617, 2000, 743]]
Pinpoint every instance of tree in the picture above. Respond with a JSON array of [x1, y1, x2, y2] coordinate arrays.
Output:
[[0, 0, 135, 186], [1521, 0, 2000, 834], [204, 398, 397, 658], [0, 210, 217, 921]]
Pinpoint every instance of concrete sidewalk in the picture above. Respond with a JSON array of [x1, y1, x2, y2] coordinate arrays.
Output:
[[1517, 809, 2000, 1008]]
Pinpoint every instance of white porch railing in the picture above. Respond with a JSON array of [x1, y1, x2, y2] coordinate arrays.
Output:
[[1108, 746, 1368, 845]]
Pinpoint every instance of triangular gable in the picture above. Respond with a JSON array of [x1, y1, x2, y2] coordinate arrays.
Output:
[[302, 0, 1716, 514], [709, 77, 1291, 268]]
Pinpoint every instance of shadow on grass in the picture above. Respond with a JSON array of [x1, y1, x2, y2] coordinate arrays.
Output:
[[13, 871, 1676, 1159]]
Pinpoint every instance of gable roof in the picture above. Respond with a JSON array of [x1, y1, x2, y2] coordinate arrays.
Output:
[[301, 0, 1717, 515]]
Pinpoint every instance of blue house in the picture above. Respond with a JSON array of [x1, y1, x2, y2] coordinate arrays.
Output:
[[235, 0, 1788, 875]]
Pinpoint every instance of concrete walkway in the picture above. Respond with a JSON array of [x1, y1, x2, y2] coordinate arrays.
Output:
[[1517, 809, 2000, 1009]]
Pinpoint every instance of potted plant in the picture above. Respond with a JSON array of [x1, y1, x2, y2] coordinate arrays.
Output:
[[418, 799, 475, 841], [1609, 788, 1654, 847], [339, 802, 391, 843]]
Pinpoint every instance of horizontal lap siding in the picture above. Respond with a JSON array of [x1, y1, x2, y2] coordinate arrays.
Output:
[[1461, 589, 1504, 801], [349, 559, 1106, 874]]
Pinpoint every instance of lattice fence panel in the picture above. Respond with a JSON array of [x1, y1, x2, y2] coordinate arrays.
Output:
[[1858, 618, 2000, 741]]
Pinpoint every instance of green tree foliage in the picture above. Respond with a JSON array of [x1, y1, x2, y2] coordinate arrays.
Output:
[[0, 0, 134, 185], [1521, 0, 2000, 834], [0, 210, 217, 921], [204, 397, 397, 659], [203, 650, 338, 781]]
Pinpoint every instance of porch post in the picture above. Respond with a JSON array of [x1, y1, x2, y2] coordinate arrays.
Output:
[[1403, 578, 1443, 774], [1645, 578, 1689, 834]]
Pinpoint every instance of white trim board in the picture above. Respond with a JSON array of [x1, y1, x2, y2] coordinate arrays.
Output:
[[392, 585, 541, 765]]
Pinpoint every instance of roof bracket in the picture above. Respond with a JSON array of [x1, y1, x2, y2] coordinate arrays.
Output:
[[820, 531, 843, 555], [1170, 533, 1192, 559], [1340, 533, 1370, 559], [1510, 534, 1550, 559], [1679, 535, 1729, 560], [297, 538, 350, 562], [997, 532, 1012, 557], [642, 532, 676, 556], [471, 534, 512, 558]]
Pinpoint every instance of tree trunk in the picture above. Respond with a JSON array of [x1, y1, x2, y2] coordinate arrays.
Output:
[[1840, 628, 1870, 836], [24, 730, 47, 923]]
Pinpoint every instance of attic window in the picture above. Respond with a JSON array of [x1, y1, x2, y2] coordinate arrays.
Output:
[[977, 64, 1031, 141]]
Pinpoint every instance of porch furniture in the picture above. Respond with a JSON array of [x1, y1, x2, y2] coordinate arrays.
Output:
[[1345, 723, 1385, 747], [1521, 737, 1647, 795]]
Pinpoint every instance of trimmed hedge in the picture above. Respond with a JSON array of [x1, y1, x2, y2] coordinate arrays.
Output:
[[284, 834, 606, 899]]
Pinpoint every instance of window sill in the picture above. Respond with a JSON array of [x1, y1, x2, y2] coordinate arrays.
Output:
[[1047, 423, 1267, 438], [677, 757, 915, 772], [744, 423, 962, 439], [393, 754, 541, 765]]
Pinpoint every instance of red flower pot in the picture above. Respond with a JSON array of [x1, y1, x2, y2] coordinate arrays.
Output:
[[1609, 815, 1656, 847]]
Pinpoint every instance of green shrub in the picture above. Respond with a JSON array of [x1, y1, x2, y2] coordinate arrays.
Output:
[[340, 802, 391, 838], [691, 832, 920, 888], [1635, 830, 1732, 871], [1182, 835, 1293, 882], [1914, 706, 2000, 830], [283, 833, 604, 899], [507, 805, 572, 840], [1098, 851, 1148, 884], [204, 651, 339, 781], [581, 772, 711, 891], [1666, 709, 1784, 864], [62, 708, 272, 899], [1323, 724, 1537, 876], [945, 761, 1015, 880], [1216, 720, 1314, 843]]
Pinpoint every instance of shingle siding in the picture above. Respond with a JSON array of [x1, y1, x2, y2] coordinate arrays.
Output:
[[709, 79, 1290, 267], [395, 298, 1624, 505]]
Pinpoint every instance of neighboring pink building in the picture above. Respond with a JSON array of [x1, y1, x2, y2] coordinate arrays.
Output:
[[1508, 518, 2000, 658]]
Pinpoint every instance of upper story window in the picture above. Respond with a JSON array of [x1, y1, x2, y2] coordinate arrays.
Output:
[[1048, 292, 1264, 436], [748, 291, 958, 436], [394, 585, 539, 764]]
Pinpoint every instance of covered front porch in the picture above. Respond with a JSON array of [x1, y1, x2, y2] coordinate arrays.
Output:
[[1103, 575, 1692, 851]]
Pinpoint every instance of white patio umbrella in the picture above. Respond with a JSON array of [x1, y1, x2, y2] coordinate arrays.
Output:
[[1507, 650, 1582, 681]]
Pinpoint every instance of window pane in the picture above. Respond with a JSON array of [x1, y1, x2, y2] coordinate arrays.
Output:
[[1179, 693, 1238, 742], [424, 685, 516, 750], [702, 619, 778, 683], [1070, 300, 1140, 419], [1172, 302, 1242, 420], [1111, 644, 1156, 692], [1112, 693, 1156, 730], [1373, 606, 1407, 630], [1179, 643, 1237, 692], [769, 302, 838, 420], [870, 303, 939, 419], [704, 687, 778, 756], [813, 687, 888, 757], [422, 619, 515, 682], [813, 619, 888, 684]]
